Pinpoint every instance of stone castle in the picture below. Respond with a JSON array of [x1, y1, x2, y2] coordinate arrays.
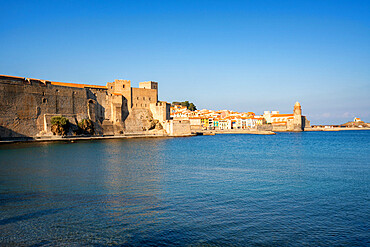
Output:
[[0, 74, 191, 139]]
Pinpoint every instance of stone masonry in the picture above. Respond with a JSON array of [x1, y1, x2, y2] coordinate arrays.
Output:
[[0, 75, 173, 139]]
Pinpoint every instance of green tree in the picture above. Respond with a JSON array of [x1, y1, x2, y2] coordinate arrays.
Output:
[[50, 116, 70, 136], [188, 103, 197, 111], [51, 116, 69, 126], [172, 101, 197, 111], [181, 101, 190, 108]]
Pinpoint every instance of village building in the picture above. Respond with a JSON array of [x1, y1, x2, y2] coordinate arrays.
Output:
[[169, 101, 310, 132]]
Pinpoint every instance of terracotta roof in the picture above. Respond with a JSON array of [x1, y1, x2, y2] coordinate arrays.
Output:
[[85, 84, 107, 89], [0, 74, 25, 79], [51, 81, 107, 89], [271, 114, 294, 117], [50, 81, 86, 88]]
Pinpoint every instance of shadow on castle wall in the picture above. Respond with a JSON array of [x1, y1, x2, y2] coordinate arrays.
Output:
[[0, 126, 34, 141]]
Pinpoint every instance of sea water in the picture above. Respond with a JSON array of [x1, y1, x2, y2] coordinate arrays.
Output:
[[0, 131, 369, 246]]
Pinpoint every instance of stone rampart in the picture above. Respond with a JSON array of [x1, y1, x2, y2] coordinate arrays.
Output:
[[0, 76, 90, 138], [0, 74, 174, 139], [164, 120, 192, 136]]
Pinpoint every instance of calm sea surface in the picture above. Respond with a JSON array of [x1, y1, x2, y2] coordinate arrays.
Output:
[[0, 131, 369, 246]]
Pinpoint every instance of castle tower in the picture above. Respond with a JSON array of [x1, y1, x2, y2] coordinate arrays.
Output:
[[293, 101, 303, 131], [139, 81, 158, 102], [139, 81, 158, 90]]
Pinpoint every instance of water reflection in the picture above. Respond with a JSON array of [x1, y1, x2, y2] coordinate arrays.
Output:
[[96, 139, 169, 239], [0, 132, 369, 246]]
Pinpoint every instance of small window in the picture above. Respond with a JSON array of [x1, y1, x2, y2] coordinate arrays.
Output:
[[137, 97, 139, 100], [111, 86, 113, 89], [136, 104, 137, 107], [122, 85, 125, 88], [42, 98, 47, 103], [143, 97, 145, 100], [149, 97, 151, 101]]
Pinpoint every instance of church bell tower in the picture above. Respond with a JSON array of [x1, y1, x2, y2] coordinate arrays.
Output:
[[293, 101, 303, 131]]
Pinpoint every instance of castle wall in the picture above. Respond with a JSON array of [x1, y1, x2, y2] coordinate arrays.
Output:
[[272, 125, 289, 132], [86, 88, 110, 134], [0, 75, 176, 138], [0, 76, 89, 138], [87, 88, 108, 122], [287, 118, 294, 131], [164, 120, 192, 136], [257, 124, 273, 131]]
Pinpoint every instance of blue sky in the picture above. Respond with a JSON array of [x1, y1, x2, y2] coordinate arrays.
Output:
[[1, 0, 369, 124]]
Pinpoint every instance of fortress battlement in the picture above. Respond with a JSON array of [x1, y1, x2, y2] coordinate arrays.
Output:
[[0, 74, 176, 139]]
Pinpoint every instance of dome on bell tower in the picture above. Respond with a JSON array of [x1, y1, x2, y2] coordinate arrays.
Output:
[[295, 101, 301, 107]]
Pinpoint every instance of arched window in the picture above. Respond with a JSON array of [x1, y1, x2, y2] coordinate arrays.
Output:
[[88, 99, 96, 120]]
